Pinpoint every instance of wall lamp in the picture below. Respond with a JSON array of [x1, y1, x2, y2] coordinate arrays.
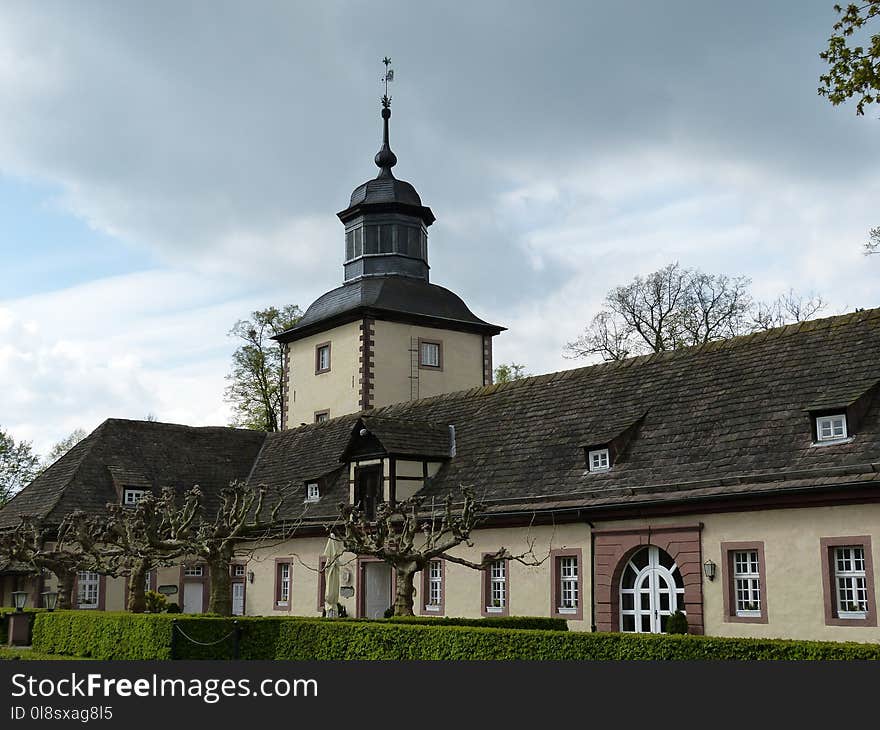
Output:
[[703, 559, 716, 581], [248, 571, 255, 584], [41, 591, 59, 611]]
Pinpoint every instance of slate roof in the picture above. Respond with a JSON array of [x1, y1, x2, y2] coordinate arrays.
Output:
[[0, 420, 266, 529], [4, 308, 880, 530], [356, 416, 452, 459], [259, 308, 880, 520], [274, 276, 505, 342]]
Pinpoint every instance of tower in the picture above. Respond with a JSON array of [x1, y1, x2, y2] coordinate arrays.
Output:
[[275, 65, 504, 428]]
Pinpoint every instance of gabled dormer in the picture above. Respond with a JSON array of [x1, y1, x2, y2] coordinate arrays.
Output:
[[341, 416, 454, 518], [581, 412, 647, 474], [108, 466, 153, 507], [804, 378, 879, 446]]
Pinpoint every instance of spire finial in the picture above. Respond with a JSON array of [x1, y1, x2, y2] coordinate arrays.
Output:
[[375, 56, 397, 177]]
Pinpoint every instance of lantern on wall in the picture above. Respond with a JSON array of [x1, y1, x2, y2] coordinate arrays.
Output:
[[41, 591, 59, 611], [703, 559, 716, 581]]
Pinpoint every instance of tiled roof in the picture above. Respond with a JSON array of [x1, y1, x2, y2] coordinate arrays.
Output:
[[4, 308, 880, 529], [0, 420, 266, 529]]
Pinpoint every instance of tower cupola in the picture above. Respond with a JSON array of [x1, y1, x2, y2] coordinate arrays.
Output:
[[337, 75, 435, 283]]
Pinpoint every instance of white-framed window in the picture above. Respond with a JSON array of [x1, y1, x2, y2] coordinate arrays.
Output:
[[183, 565, 204, 577], [419, 340, 441, 368], [816, 414, 847, 442], [314, 411, 330, 424], [77, 571, 100, 609], [588, 448, 610, 472], [305, 482, 320, 502], [277, 563, 291, 607], [315, 343, 331, 373], [123, 489, 146, 506], [733, 550, 762, 617], [426, 559, 443, 611], [558, 556, 579, 613], [233, 564, 246, 578], [488, 560, 506, 612], [835, 546, 868, 619]]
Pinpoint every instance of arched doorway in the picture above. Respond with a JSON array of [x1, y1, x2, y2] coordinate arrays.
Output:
[[619, 545, 685, 633]]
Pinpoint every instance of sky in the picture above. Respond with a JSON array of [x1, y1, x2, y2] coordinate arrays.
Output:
[[0, 1, 878, 454]]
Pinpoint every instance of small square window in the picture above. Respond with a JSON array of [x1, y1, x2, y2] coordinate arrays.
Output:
[[183, 565, 204, 577], [233, 564, 246, 578], [588, 448, 610, 471], [314, 410, 330, 424], [123, 489, 146, 506], [305, 482, 320, 502], [315, 343, 331, 374], [419, 340, 441, 369], [816, 414, 847, 442]]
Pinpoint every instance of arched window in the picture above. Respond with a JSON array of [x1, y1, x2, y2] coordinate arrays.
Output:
[[619, 545, 685, 633]]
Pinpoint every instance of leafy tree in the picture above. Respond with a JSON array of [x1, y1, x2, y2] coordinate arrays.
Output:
[[867, 226, 879, 254], [564, 263, 826, 362], [336, 488, 545, 616], [224, 305, 302, 432], [493, 363, 531, 383], [0, 427, 40, 507], [42, 429, 87, 470], [819, 2, 880, 116]]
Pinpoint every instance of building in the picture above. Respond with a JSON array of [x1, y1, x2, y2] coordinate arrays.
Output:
[[2, 100, 879, 643]]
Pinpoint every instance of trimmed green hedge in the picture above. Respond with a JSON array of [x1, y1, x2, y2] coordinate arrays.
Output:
[[346, 615, 568, 631], [31, 611, 880, 660], [275, 621, 880, 661]]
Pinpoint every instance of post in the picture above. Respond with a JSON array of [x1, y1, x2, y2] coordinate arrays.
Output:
[[170, 619, 178, 660], [232, 620, 241, 660]]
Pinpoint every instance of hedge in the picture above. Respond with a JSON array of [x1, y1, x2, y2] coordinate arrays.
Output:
[[31, 611, 880, 660], [275, 621, 880, 661], [345, 615, 568, 631]]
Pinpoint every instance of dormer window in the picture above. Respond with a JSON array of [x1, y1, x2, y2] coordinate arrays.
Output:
[[305, 482, 320, 503], [816, 414, 848, 442], [588, 448, 610, 472], [123, 489, 146, 506]]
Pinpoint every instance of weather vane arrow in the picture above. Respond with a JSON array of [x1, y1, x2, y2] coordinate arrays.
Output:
[[381, 56, 394, 108]]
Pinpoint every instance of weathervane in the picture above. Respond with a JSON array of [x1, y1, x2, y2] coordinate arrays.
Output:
[[381, 56, 394, 108]]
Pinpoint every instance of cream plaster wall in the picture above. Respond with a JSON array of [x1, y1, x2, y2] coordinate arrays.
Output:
[[371, 321, 484, 407], [592, 503, 880, 642], [288, 320, 361, 426]]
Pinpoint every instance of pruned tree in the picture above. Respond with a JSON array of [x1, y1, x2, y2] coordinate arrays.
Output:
[[224, 305, 303, 432], [493, 363, 531, 383], [147, 481, 286, 615], [819, 1, 880, 116], [336, 487, 546, 617], [565, 263, 827, 362], [0, 427, 40, 507], [0, 514, 102, 610], [79, 490, 199, 613]]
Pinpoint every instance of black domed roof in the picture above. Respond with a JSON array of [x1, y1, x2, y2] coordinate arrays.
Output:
[[274, 277, 504, 343], [348, 175, 422, 207]]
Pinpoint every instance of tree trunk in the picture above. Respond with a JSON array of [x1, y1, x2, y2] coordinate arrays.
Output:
[[208, 559, 232, 616], [393, 563, 419, 617], [127, 560, 148, 613], [56, 570, 75, 610]]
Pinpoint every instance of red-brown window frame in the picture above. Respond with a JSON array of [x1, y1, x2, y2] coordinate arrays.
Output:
[[820, 535, 877, 627], [551, 548, 583, 621], [721, 541, 769, 624], [481, 554, 510, 617], [274, 558, 293, 612], [420, 558, 445, 616], [315, 342, 331, 374], [417, 338, 443, 371]]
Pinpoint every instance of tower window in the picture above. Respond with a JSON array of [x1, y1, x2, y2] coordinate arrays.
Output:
[[816, 414, 847, 442], [379, 224, 393, 253], [315, 342, 331, 374], [419, 339, 442, 369], [364, 225, 379, 254]]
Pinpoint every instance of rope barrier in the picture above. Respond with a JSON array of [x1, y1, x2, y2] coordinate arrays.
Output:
[[173, 622, 237, 647]]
